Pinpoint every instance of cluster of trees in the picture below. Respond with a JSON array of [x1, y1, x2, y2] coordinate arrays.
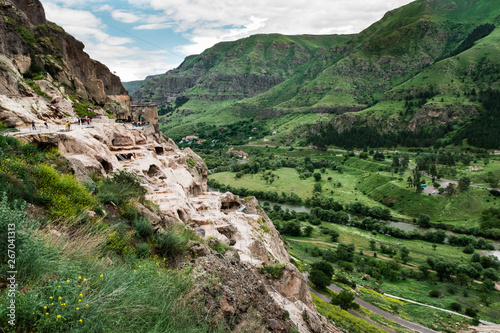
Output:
[[157, 96, 189, 116], [451, 88, 500, 149], [449, 24, 495, 57], [306, 124, 453, 149]]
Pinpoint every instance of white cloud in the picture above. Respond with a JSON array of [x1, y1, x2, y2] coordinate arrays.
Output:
[[111, 10, 141, 23], [130, 0, 415, 55], [41, 0, 417, 80]]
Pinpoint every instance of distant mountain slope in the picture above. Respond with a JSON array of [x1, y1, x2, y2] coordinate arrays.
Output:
[[133, 0, 500, 148]]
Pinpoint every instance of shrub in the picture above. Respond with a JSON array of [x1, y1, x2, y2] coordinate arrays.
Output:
[[449, 302, 462, 312], [135, 243, 150, 258], [465, 307, 478, 317], [133, 217, 153, 239], [155, 228, 188, 259], [259, 263, 286, 280], [97, 170, 146, 205], [429, 289, 441, 298]]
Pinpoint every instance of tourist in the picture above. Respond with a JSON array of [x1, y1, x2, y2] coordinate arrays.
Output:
[[31, 121, 36, 130]]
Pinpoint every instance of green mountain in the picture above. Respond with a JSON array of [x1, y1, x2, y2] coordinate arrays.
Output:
[[132, 0, 500, 149]]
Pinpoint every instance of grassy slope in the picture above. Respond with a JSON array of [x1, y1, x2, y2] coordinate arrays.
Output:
[[209, 151, 500, 225]]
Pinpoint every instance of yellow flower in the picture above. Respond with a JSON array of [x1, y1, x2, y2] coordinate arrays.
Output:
[[51, 303, 54, 305], [78, 276, 82, 279], [58, 285, 60, 288], [57, 315, 61, 320], [78, 299, 81, 302], [83, 278, 87, 281], [79, 319, 83, 323], [66, 280, 70, 283], [44, 306, 47, 309], [46, 313, 49, 315], [58, 297, 62, 300], [76, 307, 79, 310], [79, 293, 83, 297], [49, 296, 53, 299], [100, 274, 103, 278], [85, 304, 89, 308]]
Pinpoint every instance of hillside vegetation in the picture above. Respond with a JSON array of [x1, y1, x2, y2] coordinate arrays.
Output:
[[131, 0, 500, 150]]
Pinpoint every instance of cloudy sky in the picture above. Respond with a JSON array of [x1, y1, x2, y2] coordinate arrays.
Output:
[[39, 0, 414, 82]]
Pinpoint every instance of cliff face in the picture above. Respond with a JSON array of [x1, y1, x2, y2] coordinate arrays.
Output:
[[131, 35, 343, 105], [0, 0, 129, 126]]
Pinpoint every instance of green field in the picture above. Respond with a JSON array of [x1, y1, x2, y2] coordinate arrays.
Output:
[[209, 152, 500, 225]]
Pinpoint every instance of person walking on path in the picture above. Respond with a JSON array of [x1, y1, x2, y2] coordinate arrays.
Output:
[[44, 121, 48, 129], [31, 121, 36, 130]]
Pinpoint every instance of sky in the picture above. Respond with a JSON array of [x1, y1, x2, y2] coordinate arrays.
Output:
[[39, 0, 415, 82]]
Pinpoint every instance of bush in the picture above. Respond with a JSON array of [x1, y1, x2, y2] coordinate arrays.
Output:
[[465, 307, 478, 317], [449, 302, 462, 313], [155, 228, 188, 259], [310, 269, 331, 290], [259, 263, 286, 279], [133, 217, 153, 239], [97, 170, 146, 205], [135, 242, 150, 258], [429, 289, 441, 298]]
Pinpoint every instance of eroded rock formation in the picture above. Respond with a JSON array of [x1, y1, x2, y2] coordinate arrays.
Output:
[[16, 123, 334, 332]]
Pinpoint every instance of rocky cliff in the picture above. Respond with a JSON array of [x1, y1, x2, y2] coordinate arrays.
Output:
[[14, 123, 337, 332], [0, 0, 130, 127]]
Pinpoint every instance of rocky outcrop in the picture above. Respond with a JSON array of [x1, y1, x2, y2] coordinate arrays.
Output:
[[14, 123, 335, 332], [0, 0, 129, 126]]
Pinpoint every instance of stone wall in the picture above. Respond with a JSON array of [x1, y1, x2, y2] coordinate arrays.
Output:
[[130, 103, 158, 124]]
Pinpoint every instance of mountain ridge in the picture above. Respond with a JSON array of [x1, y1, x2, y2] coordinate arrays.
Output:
[[130, 0, 500, 149]]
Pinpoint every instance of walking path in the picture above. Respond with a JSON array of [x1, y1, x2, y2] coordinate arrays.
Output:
[[325, 284, 439, 333]]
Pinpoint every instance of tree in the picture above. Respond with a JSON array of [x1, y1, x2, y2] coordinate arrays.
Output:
[[304, 225, 314, 237], [330, 229, 340, 242], [310, 269, 331, 290], [458, 176, 471, 191], [463, 244, 475, 254], [445, 183, 457, 196], [313, 173, 322, 181], [313, 182, 322, 193], [331, 291, 360, 311], [336, 243, 355, 262], [369, 239, 377, 251], [399, 246, 410, 264], [417, 214, 431, 227], [311, 261, 335, 279]]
